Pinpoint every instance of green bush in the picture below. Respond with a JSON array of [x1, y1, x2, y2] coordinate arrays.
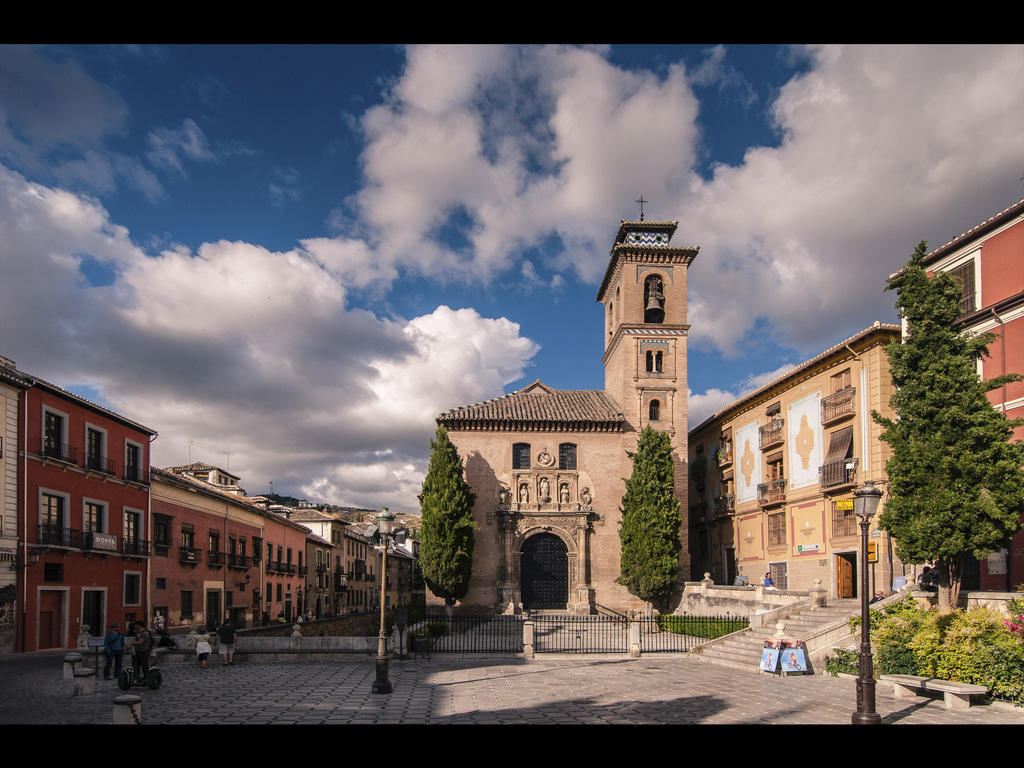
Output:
[[654, 615, 748, 639], [861, 600, 1024, 706], [824, 648, 860, 677]]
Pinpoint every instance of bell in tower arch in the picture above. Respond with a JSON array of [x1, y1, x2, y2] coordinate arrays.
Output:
[[644, 274, 665, 324]]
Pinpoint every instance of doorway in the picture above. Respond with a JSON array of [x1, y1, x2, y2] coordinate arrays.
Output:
[[205, 589, 222, 629], [836, 552, 857, 599], [82, 589, 104, 637], [521, 533, 569, 610]]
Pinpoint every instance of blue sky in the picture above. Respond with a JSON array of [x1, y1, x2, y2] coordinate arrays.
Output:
[[2, 44, 1022, 515]]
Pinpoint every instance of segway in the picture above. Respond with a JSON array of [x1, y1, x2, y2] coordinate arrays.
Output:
[[118, 653, 162, 690]]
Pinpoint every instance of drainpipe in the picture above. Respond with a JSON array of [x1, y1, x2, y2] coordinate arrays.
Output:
[[20, 387, 28, 653], [988, 308, 1010, 592]]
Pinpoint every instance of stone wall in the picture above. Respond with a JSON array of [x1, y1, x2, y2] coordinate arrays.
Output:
[[677, 581, 814, 618]]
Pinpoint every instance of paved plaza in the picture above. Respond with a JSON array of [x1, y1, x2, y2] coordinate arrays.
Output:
[[2, 650, 1023, 725]]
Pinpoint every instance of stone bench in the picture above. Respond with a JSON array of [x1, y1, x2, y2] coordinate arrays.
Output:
[[880, 674, 988, 710]]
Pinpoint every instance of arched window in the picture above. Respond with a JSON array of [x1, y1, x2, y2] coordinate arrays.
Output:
[[558, 443, 577, 470], [654, 351, 663, 373], [649, 399, 661, 421], [645, 350, 654, 372], [513, 443, 531, 469]]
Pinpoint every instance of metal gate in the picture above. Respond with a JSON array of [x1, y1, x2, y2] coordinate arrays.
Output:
[[420, 613, 524, 653], [532, 614, 629, 653]]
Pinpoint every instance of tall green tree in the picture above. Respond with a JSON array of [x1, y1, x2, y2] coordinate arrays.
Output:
[[617, 426, 682, 610], [874, 242, 1024, 611], [418, 425, 476, 607]]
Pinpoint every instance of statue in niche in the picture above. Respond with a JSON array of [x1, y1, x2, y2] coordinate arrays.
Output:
[[559, 483, 570, 504], [519, 483, 529, 503], [539, 477, 550, 502], [580, 487, 592, 506]]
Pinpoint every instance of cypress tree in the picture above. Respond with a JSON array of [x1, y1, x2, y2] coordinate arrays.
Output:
[[874, 241, 1024, 610], [617, 426, 682, 610], [418, 425, 476, 607]]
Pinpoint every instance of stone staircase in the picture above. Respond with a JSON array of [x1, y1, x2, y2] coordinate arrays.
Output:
[[689, 599, 861, 673]]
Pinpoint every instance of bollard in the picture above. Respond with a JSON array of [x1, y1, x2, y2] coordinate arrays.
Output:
[[72, 668, 96, 696], [522, 620, 535, 660], [628, 620, 641, 658], [63, 652, 84, 680], [113, 694, 142, 724]]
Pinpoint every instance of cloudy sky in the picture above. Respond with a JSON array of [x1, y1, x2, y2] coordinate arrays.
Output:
[[1, 44, 1022, 515]]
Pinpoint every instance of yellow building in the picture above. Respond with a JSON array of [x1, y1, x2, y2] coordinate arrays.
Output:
[[688, 323, 905, 599]]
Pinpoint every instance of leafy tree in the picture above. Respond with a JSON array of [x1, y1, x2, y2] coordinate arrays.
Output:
[[874, 241, 1024, 611], [617, 426, 682, 610], [418, 425, 476, 607]]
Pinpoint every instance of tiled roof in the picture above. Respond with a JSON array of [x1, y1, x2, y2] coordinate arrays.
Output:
[[439, 380, 625, 432]]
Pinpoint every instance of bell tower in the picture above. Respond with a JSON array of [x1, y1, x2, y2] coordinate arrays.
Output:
[[597, 219, 698, 439]]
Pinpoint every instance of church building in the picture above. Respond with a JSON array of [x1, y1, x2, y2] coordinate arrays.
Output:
[[435, 219, 697, 614]]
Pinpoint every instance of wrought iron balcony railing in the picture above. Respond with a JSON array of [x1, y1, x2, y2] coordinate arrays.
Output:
[[819, 457, 859, 491], [84, 454, 115, 474], [717, 443, 733, 467], [821, 387, 856, 424], [39, 524, 77, 547], [121, 537, 150, 557], [757, 478, 786, 507], [759, 420, 785, 450], [207, 550, 226, 567], [179, 546, 201, 564], [41, 439, 77, 464], [228, 553, 252, 569], [714, 494, 735, 517], [123, 466, 149, 485]]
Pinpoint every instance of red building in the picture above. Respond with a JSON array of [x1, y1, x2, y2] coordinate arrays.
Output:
[[150, 465, 313, 629], [11, 363, 156, 651], [901, 197, 1024, 591]]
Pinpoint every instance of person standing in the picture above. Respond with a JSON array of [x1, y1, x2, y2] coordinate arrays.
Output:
[[103, 622, 126, 680], [218, 616, 237, 665], [130, 621, 154, 680]]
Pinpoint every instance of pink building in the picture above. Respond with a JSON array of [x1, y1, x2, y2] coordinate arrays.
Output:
[[901, 197, 1024, 590]]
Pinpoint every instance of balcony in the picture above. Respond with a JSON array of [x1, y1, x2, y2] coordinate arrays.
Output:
[[179, 546, 202, 565], [757, 479, 786, 507], [121, 537, 150, 557], [714, 494, 735, 517], [83, 531, 119, 553], [759, 420, 785, 450], [84, 454, 115, 475], [283, 563, 297, 576], [123, 466, 149, 485], [228, 553, 252, 570], [40, 439, 77, 465], [716, 442, 733, 468], [298, 565, 308, 577], [819, 457, 859, 491], [38, 524, 78, 548], [208, 550, 226, 567], [821, 387, 856, 424]]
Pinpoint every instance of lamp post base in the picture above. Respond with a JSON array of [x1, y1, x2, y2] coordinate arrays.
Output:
[[372, 654, 392, 694]]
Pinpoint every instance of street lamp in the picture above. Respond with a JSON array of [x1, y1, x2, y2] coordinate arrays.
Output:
[[372, 507, 395, 694], [851, 480, 883, 725]]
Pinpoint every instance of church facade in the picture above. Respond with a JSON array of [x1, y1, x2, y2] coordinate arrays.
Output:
[[434, 220, 696, 614]]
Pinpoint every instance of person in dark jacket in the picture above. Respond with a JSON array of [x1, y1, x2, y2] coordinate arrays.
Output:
[[217, 617, 237, 665], [103, 622, 126, 680]]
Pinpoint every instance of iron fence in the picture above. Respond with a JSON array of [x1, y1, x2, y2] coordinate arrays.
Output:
[[532, 614, 628, 653], [638, 613, 749, 653], [419, 613, 524, 653]]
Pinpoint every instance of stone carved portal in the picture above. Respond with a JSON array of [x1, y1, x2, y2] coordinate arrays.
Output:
[[520, 532, 568, 610]]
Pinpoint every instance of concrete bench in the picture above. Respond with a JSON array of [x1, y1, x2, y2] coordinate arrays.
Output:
[[880, 674, 988, 710]]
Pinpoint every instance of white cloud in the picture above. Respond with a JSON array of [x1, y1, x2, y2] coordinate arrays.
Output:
[[682, 44, 1024, 355], [0, 166, 538, 515], [688, 363, 796, 429], [146, 118, 215, 176]]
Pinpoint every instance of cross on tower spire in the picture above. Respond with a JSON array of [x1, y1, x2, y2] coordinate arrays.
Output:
[[635, 195, 648, 222]]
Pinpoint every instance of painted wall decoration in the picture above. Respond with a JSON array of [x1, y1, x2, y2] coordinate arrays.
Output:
[[787, 392, 823, 489], [735, 421, 761, 504]]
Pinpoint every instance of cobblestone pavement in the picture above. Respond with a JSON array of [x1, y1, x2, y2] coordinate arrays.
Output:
[[3, 651, 1023, 725]]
